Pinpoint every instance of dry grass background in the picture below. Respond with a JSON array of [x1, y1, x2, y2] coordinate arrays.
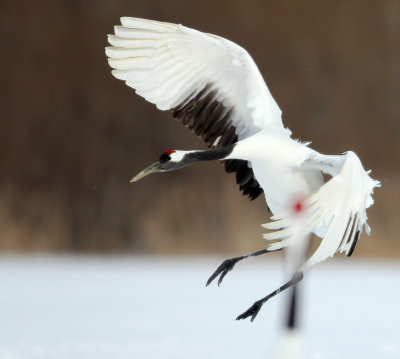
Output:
[[1, 1, 399, 257]]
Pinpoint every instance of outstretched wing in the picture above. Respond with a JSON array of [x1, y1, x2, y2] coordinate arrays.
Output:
[[262, 151, 380, 268], [106, 17, 284, 200]]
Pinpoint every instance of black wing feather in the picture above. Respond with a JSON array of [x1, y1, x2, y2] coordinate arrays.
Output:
[[171, 83, 263, 201]]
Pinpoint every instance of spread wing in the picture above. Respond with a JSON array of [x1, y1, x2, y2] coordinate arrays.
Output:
[[262, 151, 380, 268], [106, 17, 284, 200]]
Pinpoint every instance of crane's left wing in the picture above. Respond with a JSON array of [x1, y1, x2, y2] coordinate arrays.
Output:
[[262, 151, 380, 268], [106, 17, 285, 200]]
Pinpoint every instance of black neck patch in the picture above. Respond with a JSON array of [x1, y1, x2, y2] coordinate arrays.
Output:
[[192, 144, 235, 162]]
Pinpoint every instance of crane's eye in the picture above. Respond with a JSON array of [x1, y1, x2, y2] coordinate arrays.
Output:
[[159, 153, 171, 163], [159, 149, 175, 163]]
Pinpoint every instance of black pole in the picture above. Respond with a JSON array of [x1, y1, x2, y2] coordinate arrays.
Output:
[[286, 284, 298, 329]]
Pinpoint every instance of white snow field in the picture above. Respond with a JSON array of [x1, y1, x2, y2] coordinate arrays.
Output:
[[0, 255, 399, 359]]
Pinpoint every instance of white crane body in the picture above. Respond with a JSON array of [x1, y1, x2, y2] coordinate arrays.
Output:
[[226, 129, 324, 216], [105, 17, 380, 319]]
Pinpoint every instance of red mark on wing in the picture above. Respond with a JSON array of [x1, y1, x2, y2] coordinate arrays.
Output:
[[293, 201, 303, 213], [164, 150, 176, 155]]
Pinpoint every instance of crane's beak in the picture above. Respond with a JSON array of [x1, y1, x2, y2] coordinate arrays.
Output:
[[130, 161, 162, 183]]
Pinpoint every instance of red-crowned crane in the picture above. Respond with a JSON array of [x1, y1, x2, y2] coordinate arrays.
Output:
[[105, 17, 380, 321]]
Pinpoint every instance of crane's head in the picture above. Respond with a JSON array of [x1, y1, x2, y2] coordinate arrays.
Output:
[[130, 150, 194, 182]]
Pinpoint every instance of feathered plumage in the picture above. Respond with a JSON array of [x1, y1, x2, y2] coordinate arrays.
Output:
[[106, 17, 380, 270]]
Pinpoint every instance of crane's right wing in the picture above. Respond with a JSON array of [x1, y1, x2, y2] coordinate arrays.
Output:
[[262, 151, 380, 268], [106, 17, 287, 200]]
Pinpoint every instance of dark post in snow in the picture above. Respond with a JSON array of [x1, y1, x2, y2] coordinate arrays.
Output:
[[286, 284, 298, 329]]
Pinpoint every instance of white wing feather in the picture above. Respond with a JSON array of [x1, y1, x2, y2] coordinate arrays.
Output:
[[262, 151, 380, 268], [106, 17, 284, 141]]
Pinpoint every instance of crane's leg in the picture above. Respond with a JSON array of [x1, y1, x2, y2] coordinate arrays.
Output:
[[206, 248, 282, 287], [236, 271, 304, 322]]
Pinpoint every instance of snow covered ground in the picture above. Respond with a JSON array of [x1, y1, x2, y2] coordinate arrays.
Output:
[[0, 255, 399, 359]]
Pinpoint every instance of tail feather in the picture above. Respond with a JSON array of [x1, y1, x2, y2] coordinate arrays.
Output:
[[262, 151, 380, 268]]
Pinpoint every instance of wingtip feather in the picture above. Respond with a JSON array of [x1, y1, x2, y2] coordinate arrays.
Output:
[[120, 16, 177, 31]]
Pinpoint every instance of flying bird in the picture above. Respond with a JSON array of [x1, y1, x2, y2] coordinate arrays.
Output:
[[105, 17, 380, 321]]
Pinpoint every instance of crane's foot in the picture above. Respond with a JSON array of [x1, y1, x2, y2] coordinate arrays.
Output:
[[235, 272, 304, 322], [236, 298, 265, 322], [206, 258, 240, 286], [206, 248, 279, 287]]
